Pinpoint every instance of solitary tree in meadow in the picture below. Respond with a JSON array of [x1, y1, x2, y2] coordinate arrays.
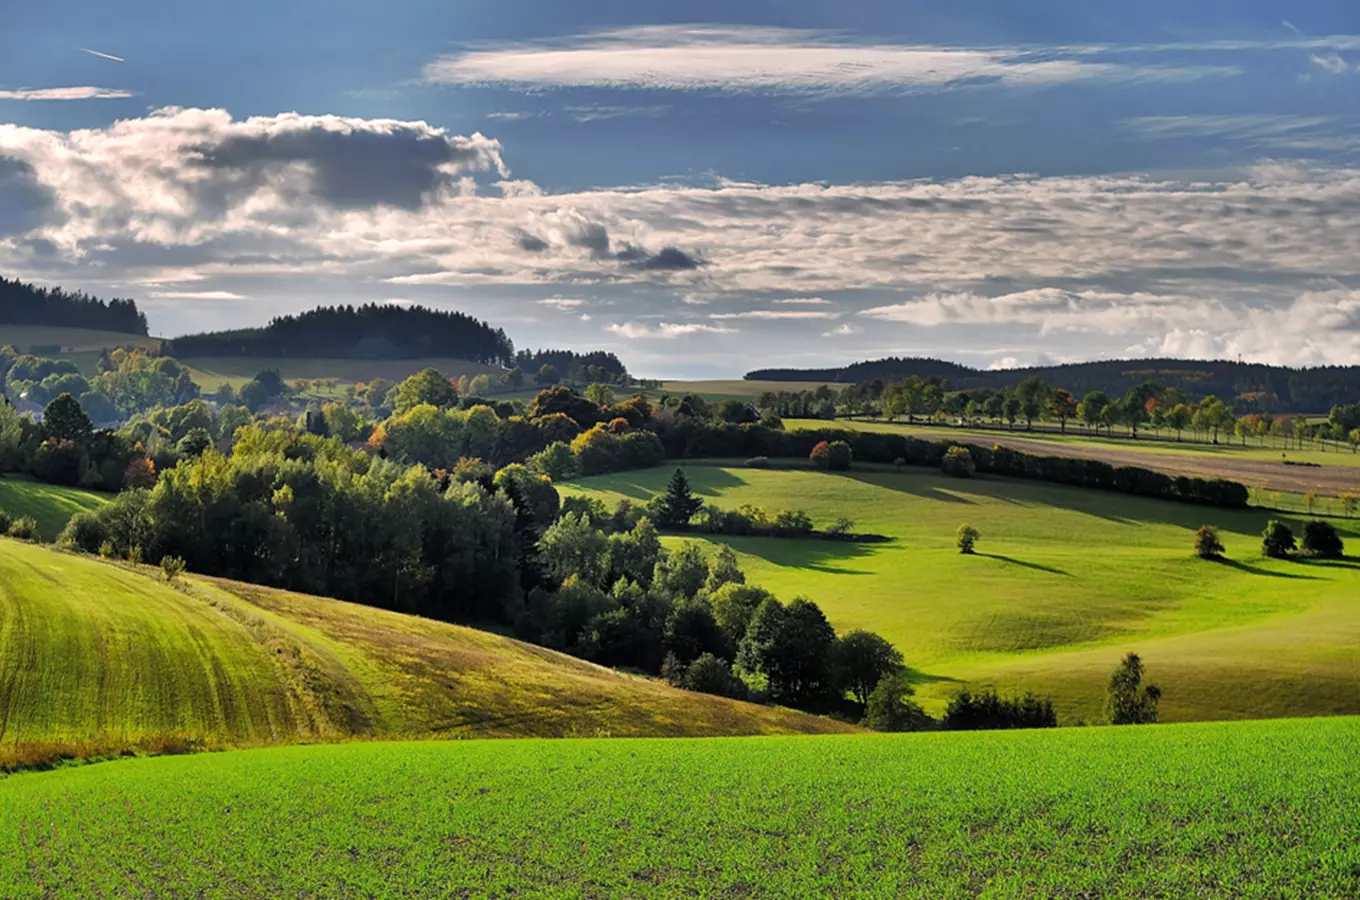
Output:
[[957, 524, 980, 554], [1105, 652, 1161, 725], [1301, 521, 1344, 559], [658, 468, 704, 529], [1261, 520, 1297, 559], [1193, 525, 1224, 560]]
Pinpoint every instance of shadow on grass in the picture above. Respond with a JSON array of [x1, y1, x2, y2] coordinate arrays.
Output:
[[1210, 557, 1323, 580], [720, 534, 886, 575], [577, 466, 750, 501], [1294, 556, 1360, 571], [843, 471, 976, 505], [975, 553, 1072, 577]]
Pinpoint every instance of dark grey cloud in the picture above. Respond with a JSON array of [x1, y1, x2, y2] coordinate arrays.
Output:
[[0, 157, 56, 236], [565, 220, 612, 257], [516, 230, 549, 252], [188, 121, 503, 211], [630, 246, 703, 270]]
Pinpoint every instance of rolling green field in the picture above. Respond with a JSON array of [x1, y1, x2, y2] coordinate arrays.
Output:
[[180, 356, 505, 392], [0, 476, 108, 541], [0, 539, 847, 761], [565, 465, 1360, 723], [3, 716, 1357, 898], [0, 325, 161, 375], [661, 379, 835, 401]]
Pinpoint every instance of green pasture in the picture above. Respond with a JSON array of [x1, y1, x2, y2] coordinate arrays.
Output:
[[660, 379, 835, 401], [0, 326, 161, 374], [0, 476, 108, 540], [565, 465, 1360, 723], [179, 356, 505, 392], [797, 417, 1360, 470], [0, 539, 844, 758], [3, 716, 1357, 898]]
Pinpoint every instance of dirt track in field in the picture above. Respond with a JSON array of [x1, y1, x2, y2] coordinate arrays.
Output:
[[908, 431, 1360, 496]]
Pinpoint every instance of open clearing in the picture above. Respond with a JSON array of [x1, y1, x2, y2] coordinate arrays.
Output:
[[3, 716, 1357, 898], [793, 418, 1360, 497], [179, 356, 505, 391], [0, 477, 107, 541], [0, 539, 846, 758], [565, 465, 1360, 723], [661, 379, 836, 401]]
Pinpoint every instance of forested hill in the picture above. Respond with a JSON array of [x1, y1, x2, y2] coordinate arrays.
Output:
[[0, 276, 148, 336], [747, 357, 1360, 412], [168, 304, 516, 366]]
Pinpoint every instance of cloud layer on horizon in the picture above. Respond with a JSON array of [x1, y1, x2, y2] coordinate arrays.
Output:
[[2, 107, 1360, 369]]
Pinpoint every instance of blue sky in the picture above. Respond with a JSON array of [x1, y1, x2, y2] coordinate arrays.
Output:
[[2, 1, 1358, 376]]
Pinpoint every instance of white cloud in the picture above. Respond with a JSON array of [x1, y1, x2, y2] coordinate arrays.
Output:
[[824, 323, 861, 337], [425, 25, 1232, 96], [486, 111, 529, 121], [147, 290, 247, 300], [709, 309, 836, 320], [607, 321, 735, 339], [1310, 54, 1353, 75], [0, 86, 133, 101], [987, 356, 1024, 370], [773, 297, 831, 305], [859, 289, 1223, 335], [538, 296, 586, 310]]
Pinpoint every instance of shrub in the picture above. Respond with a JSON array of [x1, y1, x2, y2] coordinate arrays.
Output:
[[127, 545, 144, 565], [528, 441, 577, 481], [680, 654, 748, 700], [771, 509, 814, 537], [1105, 652, 1161, 725], [745, 456, 770, 469], [1262, 520, 1297, 559], [809, 440, 831, 470], [161, 555, 187, 582], [0, 508, 10, 533], [862, 674, 932, 732], [1301, 521, 1344, 559], [1193, 525, 1224, 559], [58, 511, 107, 554], [7, 516, 38, 541], [957, 523, 980, 554], [98, 541, 115, 559], [943, 688, 1057, 730], [827, 440, 852, 471], [941, 445, 976, 478], [826, 516, 854, 537]]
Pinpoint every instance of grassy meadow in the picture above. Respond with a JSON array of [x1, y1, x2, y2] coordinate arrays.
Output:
[[564, 465, 1360, 723], [3, 716, 1357, 898], [180, 356, 505, 392], [0, 476, 108, 541], [661, 379, 835, 401], [0, 538, 848, 761]]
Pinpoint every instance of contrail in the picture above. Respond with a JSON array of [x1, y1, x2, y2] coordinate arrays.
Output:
[[79, 47, 125, 63]]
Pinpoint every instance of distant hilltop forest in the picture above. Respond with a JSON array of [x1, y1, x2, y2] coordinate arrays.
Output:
[[0, 276, 148, 336], [168, 304, 517, 367], [748, 357, 1360, 413]]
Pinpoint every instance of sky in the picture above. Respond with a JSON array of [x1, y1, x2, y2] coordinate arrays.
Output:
[[1, 1, 1358, 378]]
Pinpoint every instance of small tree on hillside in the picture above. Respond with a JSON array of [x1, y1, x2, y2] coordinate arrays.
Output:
[[161, 555, 187, 582], [837, 630, 904, 706], [809, 440, 831, 470], [862, 673, 932, 732], [1193, 525, 1225, 560], [42, 393, 93, 443], [1301, 521, 1344, 559], [826, 441, 853, 471], [1262, 520, 1297, 559], [1105, 652, 1161, 725], [941, 445, 976, 478], [657, 468, 703, 528], [957, 523, 980, 554]]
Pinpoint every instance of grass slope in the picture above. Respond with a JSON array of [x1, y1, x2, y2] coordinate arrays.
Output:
[[3, 716, 1357, 898], [660, 379, 836, 401], [0, 539, 848, 757], [565, 465, 1360, 723], [0, 325, 161, 373], [0, 476, 107, 541], [180, 356, 504, 391]]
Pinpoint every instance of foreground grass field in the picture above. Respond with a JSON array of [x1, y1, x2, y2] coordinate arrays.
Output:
[[3, 716, 1357, 898], [0, 539, 847, 758], [0, 476, 107, 541], [565, 465, 1360, 723]]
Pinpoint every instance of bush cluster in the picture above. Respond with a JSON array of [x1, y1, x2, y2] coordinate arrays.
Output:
[[943, 689, 1057, 730]]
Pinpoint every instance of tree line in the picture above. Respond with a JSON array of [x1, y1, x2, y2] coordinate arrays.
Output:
[[0, 276, 148, 336]]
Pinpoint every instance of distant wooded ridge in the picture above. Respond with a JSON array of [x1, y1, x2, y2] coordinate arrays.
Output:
[[167, 304, 516, 367], [746, 357, 1360, 412], [0, 276, 148, 337]]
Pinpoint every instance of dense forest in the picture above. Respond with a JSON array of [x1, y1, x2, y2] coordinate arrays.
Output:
[[0, 276, 148, 336], [748, 357, 1360, 413], [516, 349, 629, 383], [169, 304, 515, 366]]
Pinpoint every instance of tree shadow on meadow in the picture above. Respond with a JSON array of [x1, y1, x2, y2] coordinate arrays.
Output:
[[842, 471, 976, 505], [1210, 557, 1323, 580], [721, 534, 887, 576], [582, 465, 749, 501], [974, 553, 1072, 577]]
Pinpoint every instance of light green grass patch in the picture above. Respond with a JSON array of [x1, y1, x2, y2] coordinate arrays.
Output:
[[565, 465, 1360, 723], [0, 476, 108, 541], [180, 356, 505, 391], [2, 717, 1357, 898]]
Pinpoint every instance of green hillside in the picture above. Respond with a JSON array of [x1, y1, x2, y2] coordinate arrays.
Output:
[[565, 465, 1360, 723], [0, 539, 850, 760], [0, 477, 108, 541], [0, 325, 161, 374], [3, 716, 1356, 897], [180, 356, 505, 391]]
